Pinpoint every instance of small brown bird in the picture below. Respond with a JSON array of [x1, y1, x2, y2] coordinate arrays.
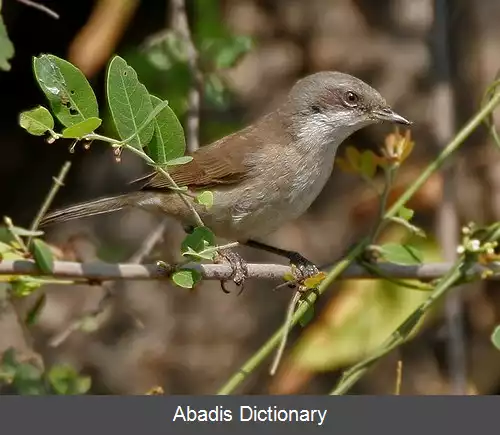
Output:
[[42, 72, 411, 288]]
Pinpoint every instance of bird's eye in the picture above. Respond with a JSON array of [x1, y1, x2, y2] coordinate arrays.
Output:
[[311, 105, 322, 114], [344, 91, 359, 106]]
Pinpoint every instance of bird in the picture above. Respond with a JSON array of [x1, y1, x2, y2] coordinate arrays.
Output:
[[41, 71, 411, 290]]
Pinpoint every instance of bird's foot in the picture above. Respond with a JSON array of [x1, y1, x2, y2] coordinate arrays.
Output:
[[214, 249, 249, 295], [287, 251, 321, 293]]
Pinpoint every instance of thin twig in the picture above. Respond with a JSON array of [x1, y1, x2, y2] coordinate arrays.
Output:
[[129, 219, 169, 263], [394, 360, 403, 395], [122, 144, 204, 227], [171, 0, 203, 152], [269, 290, 302, 376], [16, 0, 60, 19], [28, 161, 71, 246]]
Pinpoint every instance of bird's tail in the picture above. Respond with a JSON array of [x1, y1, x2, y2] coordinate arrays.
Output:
[[40, 193, 135, 227]]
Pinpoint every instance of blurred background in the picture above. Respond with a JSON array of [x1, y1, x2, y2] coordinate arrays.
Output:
[[1, 0, 500, 395]]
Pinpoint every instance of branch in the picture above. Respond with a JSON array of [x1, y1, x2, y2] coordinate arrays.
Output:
[[1, 259, 499, 283], [28, 161, 71, 246], [16, 0, 60, 19]]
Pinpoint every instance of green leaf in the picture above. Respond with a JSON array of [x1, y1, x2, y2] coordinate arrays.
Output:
[[0, 227, 15, 243], [0, 348, 18, 379], [165, 156, 193, 166], [212, 36, 253, 69], [30, 239, 54, 274], [10, 277, 44, 297], [106, 55, 154, 149], [33, 54, 98, 127], [182, 247, 215, 261], [61, 117, 102, 138], [13, 363, 45, 395], [298, 300, 315, 328], [378, 243, 423, 266], [195, 191, 213, 209], [204, 73, 227, 107], [359, 151, 376, 179], [19, 106, 54, 136], [398, 206, 414, 222], [24, 293, 46, 326], [0, 240, 13, 253], [172, 269, 202, 289], [48, 365, 91, 395], [303, 272, 326, 289], [0, 13, 14, 71], [181, 227, 216, 255], [491, 325, 500, 351], [146, 95, 186, 165]]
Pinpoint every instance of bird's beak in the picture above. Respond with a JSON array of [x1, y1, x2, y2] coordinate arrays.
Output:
[[372, 107, 412, 125]]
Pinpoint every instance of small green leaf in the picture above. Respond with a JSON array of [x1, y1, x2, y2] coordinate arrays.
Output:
[[181, 227, 216, 255], [165, 156, 193, 166], [298, 300, 315, 327], [303, 272, 326, 289], [491, 325, 500, 351], [204, 73, 227, 107], [195, 191, 213, 209], [398, 206, 414, 222], [359, 151, 376, 179], [0, 13, 14, 71], [19, 106, 54, 136], [172, 269, 202, 289], [212, 35, 253, 69], [106, 55, 154, 149], [48, 364, 91, 395], [33, 54, 98, 127], [14, 362, 44, 395], [283, 273, 295, 282], [182, 247, 215, 261], [378, 243, 423, 265], [0, 240, 13, 253], [147, 95, 186, 165], [30, 239, 54, 274], [0, 348, 18, 379], [0, 227, 15, 243], [10, 277, 44, 297], [61, 117, 102, 138], [25, 293, 46, 325]]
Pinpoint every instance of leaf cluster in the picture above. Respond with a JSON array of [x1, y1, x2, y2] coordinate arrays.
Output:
[[0, 348, 90, 395]]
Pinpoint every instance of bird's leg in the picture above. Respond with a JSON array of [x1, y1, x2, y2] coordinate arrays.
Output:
[[245, 239, 320, 285], [182, 225, 249, 294]]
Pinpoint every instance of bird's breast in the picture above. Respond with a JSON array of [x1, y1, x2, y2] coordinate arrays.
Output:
[[207, 143, 336, 240]]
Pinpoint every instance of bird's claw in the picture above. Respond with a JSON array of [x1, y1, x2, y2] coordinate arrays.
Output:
[[287, 251, 320, 291], [214, 249, 249, 295]]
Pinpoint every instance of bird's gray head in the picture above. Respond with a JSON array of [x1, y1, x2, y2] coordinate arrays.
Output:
[[280, 71, 411, 147]]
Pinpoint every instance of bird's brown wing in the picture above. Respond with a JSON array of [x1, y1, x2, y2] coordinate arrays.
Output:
[[135, 130, 256, 191]]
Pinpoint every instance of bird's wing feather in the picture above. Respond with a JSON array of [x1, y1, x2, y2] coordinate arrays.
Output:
[[136, 126, 263, 191]]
